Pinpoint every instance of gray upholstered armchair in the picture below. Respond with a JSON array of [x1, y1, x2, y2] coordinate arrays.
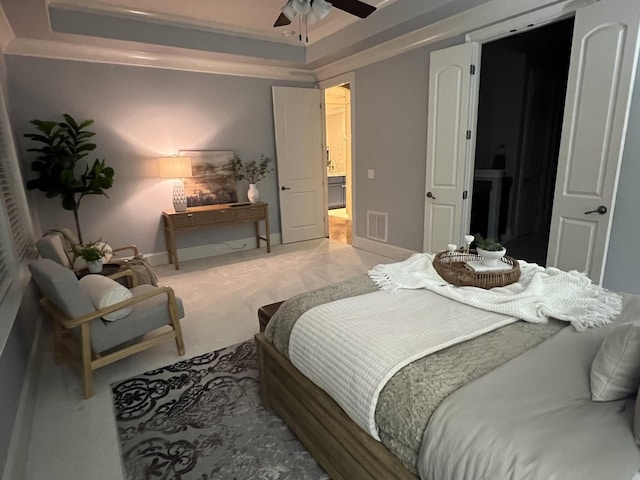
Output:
[[35, 230, 140, 269], [35, 230, 157, 286], [29, 258, 185, 398]]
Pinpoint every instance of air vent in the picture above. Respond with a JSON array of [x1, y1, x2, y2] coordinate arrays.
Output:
[[367, 211, 388, 242]]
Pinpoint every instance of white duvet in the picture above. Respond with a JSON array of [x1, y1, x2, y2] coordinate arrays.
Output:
[[288, 288, 517, 440]]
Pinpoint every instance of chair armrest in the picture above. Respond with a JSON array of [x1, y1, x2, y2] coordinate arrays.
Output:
[[41, 285, 178, 329], [111, 245, 140, 257], [107, 268, 139, 287]]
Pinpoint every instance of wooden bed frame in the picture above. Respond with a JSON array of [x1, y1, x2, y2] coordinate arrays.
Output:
[[255, 333, 417, 480]]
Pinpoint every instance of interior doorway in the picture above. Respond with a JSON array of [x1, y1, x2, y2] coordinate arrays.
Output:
[[324, 84, 353, 244], [470, 18, 574, 265]]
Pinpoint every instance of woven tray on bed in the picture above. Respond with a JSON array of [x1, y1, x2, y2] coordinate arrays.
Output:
[[433, 250, 520, 289]]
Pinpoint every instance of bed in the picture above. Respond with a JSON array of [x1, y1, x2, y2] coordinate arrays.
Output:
[[256, 266, 640, 480]]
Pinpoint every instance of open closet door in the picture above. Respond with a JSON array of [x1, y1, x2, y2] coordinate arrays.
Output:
[[423, 42, 480, 253], [273, 86, 326, 244], [547, 0, 640, 283]]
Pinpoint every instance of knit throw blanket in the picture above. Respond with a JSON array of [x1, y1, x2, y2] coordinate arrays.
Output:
[[368, 253, 622, 331]]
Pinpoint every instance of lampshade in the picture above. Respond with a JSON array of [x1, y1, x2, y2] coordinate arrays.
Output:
[[311, 0, 331, 20], [292, 0, 311, 15], [281, 0, 297, 21], [158, 156, 192, 179]]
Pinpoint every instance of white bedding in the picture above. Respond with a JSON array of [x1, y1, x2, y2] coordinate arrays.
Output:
[[369, 253, 622, 331], [418, 293, 640, 480], [288, 288, 517, 440]]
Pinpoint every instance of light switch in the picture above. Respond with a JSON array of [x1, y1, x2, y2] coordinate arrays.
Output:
[[367, 169, 375, 179]]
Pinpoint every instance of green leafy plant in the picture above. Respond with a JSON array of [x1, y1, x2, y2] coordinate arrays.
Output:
[[72, 239, 111, 262], [24, 114, 114, 244], [473, 233, 504, 252], [232, 154, 274, 184]]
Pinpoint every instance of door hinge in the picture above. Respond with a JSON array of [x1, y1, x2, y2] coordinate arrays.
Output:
[[470, 64, 476, 75], [463, 190, 468, 200], [466, 130, 471, 139]]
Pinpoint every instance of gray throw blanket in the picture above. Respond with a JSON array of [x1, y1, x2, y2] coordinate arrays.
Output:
[[265, 275, 565, 473]]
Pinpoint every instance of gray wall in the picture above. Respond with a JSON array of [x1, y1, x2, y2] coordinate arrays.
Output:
[[353, 36, 463, 252], [353, 33, 640, 293], [0, 281, 40, 479], [6, 56, 311, 255], [603, 74, 640, 294], [0, 49, 41, 480]]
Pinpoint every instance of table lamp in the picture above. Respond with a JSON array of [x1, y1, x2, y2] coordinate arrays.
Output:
[[159, 156, 192, 212]]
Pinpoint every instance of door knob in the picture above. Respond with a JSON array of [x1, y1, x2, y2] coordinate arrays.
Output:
[[426, 191, 436, 200], [584, 205, 607, 215], [281, 186, 291, 191]]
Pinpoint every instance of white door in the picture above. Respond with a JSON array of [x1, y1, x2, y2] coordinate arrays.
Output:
[[546, 0, 640, 283], [272, 86, 326, 244], [423, 42, 480, 253]]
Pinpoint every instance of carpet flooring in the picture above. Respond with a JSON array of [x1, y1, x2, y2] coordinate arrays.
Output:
[[112, 339, 329, 480]]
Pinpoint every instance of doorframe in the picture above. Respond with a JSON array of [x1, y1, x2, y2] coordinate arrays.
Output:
[[318, 72, 356, 238], [460, 0, 587, 244]]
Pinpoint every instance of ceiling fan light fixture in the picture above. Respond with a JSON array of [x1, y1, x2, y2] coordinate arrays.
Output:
[[292, 0, 311, 16], [306, 10, 318, 24], [281, 0, 297, 21], [311, 0, 332, 20]]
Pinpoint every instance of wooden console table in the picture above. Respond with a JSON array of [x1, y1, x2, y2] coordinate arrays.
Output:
[[162, 202, 271, 270]]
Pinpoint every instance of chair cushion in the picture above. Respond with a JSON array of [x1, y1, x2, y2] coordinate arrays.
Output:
[[90, 284, 184, 353], [79, 275, 133, 321], [28, 259, 94, 319], [590, 320, 640, 401], [36, 235, 73, 268]]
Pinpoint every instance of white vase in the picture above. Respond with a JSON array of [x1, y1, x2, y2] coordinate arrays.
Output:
[[476, 247, 506, 267], [87, 260, 103, 273], [248, 183, 260, 203]]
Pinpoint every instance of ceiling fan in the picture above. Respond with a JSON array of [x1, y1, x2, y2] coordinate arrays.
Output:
[[273, 0, 377, 29]]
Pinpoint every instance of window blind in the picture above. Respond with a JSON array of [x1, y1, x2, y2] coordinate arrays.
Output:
[[0, 87, 34, 302]]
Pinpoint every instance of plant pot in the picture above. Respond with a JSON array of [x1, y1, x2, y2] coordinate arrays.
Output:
[[476, 247, 506, 267], [248, 183, 260, 203], [87, 260, 103, 273]]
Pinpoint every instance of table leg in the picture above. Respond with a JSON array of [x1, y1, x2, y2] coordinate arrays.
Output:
[[264, 205, 271, 253], [163, 219, 180, 270], [255, 221, 261, 249]]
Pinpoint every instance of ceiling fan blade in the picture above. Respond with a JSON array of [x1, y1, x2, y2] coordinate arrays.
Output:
[[273, 12, 292, 27], [330, 0, 376, 19]]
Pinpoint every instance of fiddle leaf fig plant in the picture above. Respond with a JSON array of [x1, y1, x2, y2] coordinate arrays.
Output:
[[24, 114, 114, 244]]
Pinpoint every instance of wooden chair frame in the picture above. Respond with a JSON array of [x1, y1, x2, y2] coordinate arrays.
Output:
[[40, 269, 185, 399]]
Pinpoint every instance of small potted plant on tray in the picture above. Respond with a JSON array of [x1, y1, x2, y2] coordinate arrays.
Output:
[[473, 233, 506, 267], [73, 240, 112, 273]]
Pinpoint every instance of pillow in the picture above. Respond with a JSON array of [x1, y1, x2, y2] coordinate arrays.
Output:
[[79, 274, 133, 321], [590, 321, 640, 401], [635, 387, 640, 446]]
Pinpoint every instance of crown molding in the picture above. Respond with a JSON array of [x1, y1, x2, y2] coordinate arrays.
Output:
[[4, 0, 586, 84], [49, 0, 297, 45], [5, 38, 317, 82], [313, 0, 576, 81]]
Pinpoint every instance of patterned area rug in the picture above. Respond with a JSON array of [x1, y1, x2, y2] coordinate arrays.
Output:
[[112, 340, 329, 480]]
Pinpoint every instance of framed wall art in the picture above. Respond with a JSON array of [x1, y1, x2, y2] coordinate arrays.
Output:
[[179, 150, 238, 207]]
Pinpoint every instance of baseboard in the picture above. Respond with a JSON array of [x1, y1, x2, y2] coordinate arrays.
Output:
[[352, 236, 416, 261], [2, 315, 44, 480], [145, 233, 282, 267]]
